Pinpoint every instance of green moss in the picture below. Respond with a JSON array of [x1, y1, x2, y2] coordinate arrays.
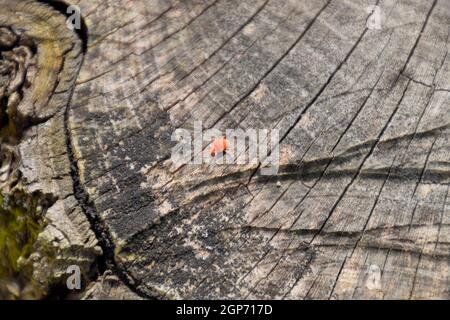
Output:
[[0, 193, 39, 275], [0, 190, 49, 299]]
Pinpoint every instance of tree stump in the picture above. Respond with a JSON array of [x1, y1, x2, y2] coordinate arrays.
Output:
[[0, 0, 449, 299]]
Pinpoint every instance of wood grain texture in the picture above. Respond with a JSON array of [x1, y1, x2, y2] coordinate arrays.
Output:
[[0, 0, 100, 298], [2, 0, 449, 299]]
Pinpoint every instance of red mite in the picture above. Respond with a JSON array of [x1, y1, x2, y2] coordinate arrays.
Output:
[[209, 137, 229, 157]]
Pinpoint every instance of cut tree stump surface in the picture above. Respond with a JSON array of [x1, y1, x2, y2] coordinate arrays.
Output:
[[2, 0, 449, 299]]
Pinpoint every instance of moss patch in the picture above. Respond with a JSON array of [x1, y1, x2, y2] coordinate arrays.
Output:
[[0, 190, 52, 299]]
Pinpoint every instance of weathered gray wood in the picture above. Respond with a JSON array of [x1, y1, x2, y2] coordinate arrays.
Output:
[[0, 0, 100, 298], [1, 0, 449, 299]]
